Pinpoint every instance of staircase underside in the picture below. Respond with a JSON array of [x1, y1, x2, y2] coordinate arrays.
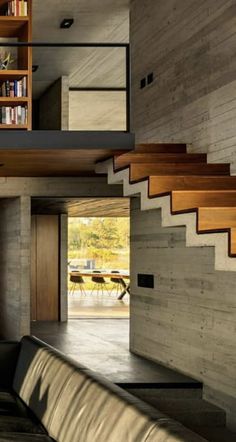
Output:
[[96, 143, 236, 271]]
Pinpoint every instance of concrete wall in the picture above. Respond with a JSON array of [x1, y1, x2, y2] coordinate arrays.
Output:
[[69, 91, 126, 130], [130, 198, 236, 430], [130, 0, 236, 430], [130, 0, 236, 173], [0, 197, 31, 340], [39, 77, 69, 130]]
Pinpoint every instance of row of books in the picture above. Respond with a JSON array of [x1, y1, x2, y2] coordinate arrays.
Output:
[[0, 106, 27, 124], [0, 77, 27, 97], [3, 0, 28, 17]]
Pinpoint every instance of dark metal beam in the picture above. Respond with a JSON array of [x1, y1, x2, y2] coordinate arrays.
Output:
[[0, 42, 129, 47], [0, 131, 135, 150], [69, 87, 126, 92]]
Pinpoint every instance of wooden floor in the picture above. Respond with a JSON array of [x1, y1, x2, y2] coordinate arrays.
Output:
[[68, 290, 129, 318], [31, 319, 200, 386]]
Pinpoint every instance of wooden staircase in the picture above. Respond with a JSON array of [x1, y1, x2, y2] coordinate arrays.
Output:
[[96, 143, 236, 271]]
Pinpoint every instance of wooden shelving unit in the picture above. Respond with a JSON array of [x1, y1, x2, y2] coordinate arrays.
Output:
[[0, 0, 32, 130]]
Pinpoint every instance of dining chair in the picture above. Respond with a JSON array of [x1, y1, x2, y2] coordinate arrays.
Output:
[[90, 271, 108, 296], [109, 271, 123, 296], [69, 273, 86, 295]]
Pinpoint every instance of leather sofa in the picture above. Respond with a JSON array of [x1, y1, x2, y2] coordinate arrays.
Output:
[[0, 336, 207, 441]]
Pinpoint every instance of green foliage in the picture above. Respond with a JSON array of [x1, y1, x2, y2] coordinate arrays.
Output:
[[68, 217, 129, 270]]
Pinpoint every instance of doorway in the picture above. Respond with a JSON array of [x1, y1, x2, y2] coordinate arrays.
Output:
[[68, 217, 130, 319]]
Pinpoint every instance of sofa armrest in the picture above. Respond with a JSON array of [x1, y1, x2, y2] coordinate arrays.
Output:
[[0, 342, 20, 388]]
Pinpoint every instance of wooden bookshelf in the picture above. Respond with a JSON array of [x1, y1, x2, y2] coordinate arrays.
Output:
[[0, 123, 28, 129], [0, 97, 29, 104], [0, 0, 32, 130], [0, 69, 28, 80]]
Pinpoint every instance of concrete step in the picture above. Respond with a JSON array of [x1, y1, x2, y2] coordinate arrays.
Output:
[[189, 426, 236, 442], [125, 394, 226, 428], [124, 386, 202, 400]]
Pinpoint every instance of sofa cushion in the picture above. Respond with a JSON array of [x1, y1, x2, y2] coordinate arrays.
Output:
[[48, 369, 170, 442], [13, 338, 78, 431], [0, 434, 54, 442]]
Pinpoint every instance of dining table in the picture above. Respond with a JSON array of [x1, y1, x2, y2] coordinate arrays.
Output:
[[70, 271, 130, 299]]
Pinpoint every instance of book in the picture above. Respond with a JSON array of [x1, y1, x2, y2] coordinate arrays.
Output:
[[0, 105, 27, 124], [4, 0, 28, 17], [0, 77, 27, 97]]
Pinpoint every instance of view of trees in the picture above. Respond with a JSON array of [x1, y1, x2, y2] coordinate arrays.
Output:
[[68, 217, 130, 270]]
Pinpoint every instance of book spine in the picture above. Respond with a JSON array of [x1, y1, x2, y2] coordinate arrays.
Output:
[[22, 76, 27, 96], [9, 81, 14, 98], [6, 81, 10, 97]]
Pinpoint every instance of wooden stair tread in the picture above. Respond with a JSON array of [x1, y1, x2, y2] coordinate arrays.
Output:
[[130, 163, 230, 182], [135, 143, 186, 153], [149, 176, 236, 196], [198, 208, 236, 255], [114, 153, 207, 170], [230, 228, 236, 255], [171, 190, 236, 212], [198, 207, 236, 236]]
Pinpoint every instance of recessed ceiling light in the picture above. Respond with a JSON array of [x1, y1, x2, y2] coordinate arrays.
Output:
[[60, 18, 74, 29], [32, 65, 39, 72]]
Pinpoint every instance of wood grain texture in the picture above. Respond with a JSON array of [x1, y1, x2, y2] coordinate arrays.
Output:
[[114, 153, 207, 170], [32, 215, 59, 321], [129, 163, 230, 183], [31, 215, 37, 321], [149, 175, 236, 196], [171, 190, 236, 212], [0, 149, 126, 176], [135, 144, 187, 153], [131, 0, 236, 174], [198, 207, 236, 231], [32, 197, 130, 217]]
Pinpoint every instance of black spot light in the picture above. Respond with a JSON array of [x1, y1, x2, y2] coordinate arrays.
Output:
[[60, 18, 74, 29]]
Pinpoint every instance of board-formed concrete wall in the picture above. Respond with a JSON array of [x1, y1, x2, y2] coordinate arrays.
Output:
[[130, 0, 236, 430], [130, 198, 236, 430], [131, 0, 236, 173], [0, 197, 31, 340]]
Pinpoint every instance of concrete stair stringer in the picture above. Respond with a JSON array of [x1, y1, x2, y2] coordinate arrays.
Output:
[[95, 159, 236, 272]]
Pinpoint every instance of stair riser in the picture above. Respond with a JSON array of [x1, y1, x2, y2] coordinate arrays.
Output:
[[172, 192, 236, 212], [130, 164, 230, 182], [114, 154, 207, 170]]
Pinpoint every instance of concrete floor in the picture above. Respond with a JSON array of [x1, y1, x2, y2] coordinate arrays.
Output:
[[31, 319, 200, 386]]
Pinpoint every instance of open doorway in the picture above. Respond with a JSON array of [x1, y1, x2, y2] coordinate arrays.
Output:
[[68, 216, 130, 319]]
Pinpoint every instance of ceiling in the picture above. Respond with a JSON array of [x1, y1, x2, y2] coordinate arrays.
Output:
[[0, 148, 126, 176], [31, 197, 130, 217], [32, 0, 130, 98]]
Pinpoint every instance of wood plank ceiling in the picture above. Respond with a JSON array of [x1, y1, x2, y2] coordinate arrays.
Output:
[[31, 197, 130, 217]]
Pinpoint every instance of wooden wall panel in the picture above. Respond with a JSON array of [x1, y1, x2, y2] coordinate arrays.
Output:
[[31, 215, 37, 321], [31, 215, 59, 321], [130, 0, 236, 173]]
